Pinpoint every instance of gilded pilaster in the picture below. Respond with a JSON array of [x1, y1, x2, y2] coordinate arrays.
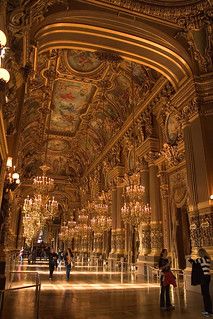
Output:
[[146, 152, 163, 256], [138, 158, 151, 256], [146, 152, 163, 255], [157, 164, 171, 252]]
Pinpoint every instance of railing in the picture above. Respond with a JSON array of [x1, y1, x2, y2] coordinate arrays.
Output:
[[0, 271, 41, 319], [146, 264, 185, 287]]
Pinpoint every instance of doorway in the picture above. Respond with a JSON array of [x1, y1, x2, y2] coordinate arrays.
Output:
[[176, 206, 191, 269]]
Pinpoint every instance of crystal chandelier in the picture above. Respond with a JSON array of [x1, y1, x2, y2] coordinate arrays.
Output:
[[121, 201, 150, 226], [23, 194, 58, 220], [22, 193, 58, 243], [75, 209, 91, 238], [91, 214, 112, 235], [22, 212, 42, 244], [59, 222, 69, 241], [124, 173, 145, 202], [121, 63, 151, 226], [33, 164, 54, 194]]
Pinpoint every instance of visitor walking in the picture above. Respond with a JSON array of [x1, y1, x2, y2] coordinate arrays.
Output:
[[64, 248, 74, 281], [48, 248, 58, 280]]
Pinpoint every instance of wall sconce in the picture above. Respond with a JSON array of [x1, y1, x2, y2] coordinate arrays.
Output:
[[209, 195, 213, 206], [5, 157, 20, 191], [0, 30, 7, 48], [0, 30, 10, 83]]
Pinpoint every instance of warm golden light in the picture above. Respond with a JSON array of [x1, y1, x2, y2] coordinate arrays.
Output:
[[0, 67, 10, 82], [6, 157, 13, 168], [0, 30, 7, 47]]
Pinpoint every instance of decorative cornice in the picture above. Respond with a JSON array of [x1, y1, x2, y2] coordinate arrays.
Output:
[[84, 0, 211, 25]]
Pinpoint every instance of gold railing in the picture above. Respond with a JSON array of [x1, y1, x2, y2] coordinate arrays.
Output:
[[0, 271, 41, 319]]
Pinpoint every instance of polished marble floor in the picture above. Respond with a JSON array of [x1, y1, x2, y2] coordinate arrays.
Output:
[[1, 260, 204, 319]]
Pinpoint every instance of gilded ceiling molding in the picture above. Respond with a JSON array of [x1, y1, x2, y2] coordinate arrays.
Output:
[[84, 0, 211, 24], [34, 19, 192, 88]]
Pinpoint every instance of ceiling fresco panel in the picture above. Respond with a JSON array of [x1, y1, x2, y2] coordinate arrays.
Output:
[[48, 139, 69, 152], [51, 79, 96, 134], [66, 50, 102, 73]]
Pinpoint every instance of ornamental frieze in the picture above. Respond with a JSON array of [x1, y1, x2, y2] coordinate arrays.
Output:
[[80, 0, 211, 25]]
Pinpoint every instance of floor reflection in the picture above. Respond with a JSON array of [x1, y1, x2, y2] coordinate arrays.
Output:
[[2, 261, 202, 319]]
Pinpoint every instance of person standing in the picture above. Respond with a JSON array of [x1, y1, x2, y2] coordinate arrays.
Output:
[[158, 248, 174, 311], [48, 248, 58, 280], [189, 248, 212, 317], [19, 247, 24, 264], [64, 248, 74, 281]]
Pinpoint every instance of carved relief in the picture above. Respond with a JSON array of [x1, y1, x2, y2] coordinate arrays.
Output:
[[170, 170, 188, 208], [150, 222, 163, 251], [177, 10, 213, 73], [189, 213, 201, 247], [139, 225, 151, 255], [200, 213, 213, 247], [161, 143, 185, 167]]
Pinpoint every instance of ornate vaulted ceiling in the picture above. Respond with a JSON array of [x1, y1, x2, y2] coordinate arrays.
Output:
[[3, 0, 211, 213], [19, 48, 160, 181]]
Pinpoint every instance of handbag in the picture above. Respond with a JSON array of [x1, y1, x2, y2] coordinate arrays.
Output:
[[163, 271, 177, 287]]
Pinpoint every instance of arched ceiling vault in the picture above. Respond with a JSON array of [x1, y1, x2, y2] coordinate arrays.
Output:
[[33, 10, 192, 89], [10, 1, 197, 186]]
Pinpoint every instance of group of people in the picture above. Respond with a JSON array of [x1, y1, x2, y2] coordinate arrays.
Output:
[[48, 248, 74, 281], [159, 247, 212, 317]]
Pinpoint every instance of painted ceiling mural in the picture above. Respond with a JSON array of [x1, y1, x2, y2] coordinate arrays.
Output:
[[51, 80, 96, 135], [20, 48, 161, 180], [66, 50, 102, 73]]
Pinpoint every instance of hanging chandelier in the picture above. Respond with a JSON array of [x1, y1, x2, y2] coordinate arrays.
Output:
[[121, 201, 150, 226], [22, 193, 58, 243], [23, 194, 58, 219], [124, 173, 145, 202], [121, 62, 151, 227], [91, 214, 112, 235], [33, 164, 54, 194]]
